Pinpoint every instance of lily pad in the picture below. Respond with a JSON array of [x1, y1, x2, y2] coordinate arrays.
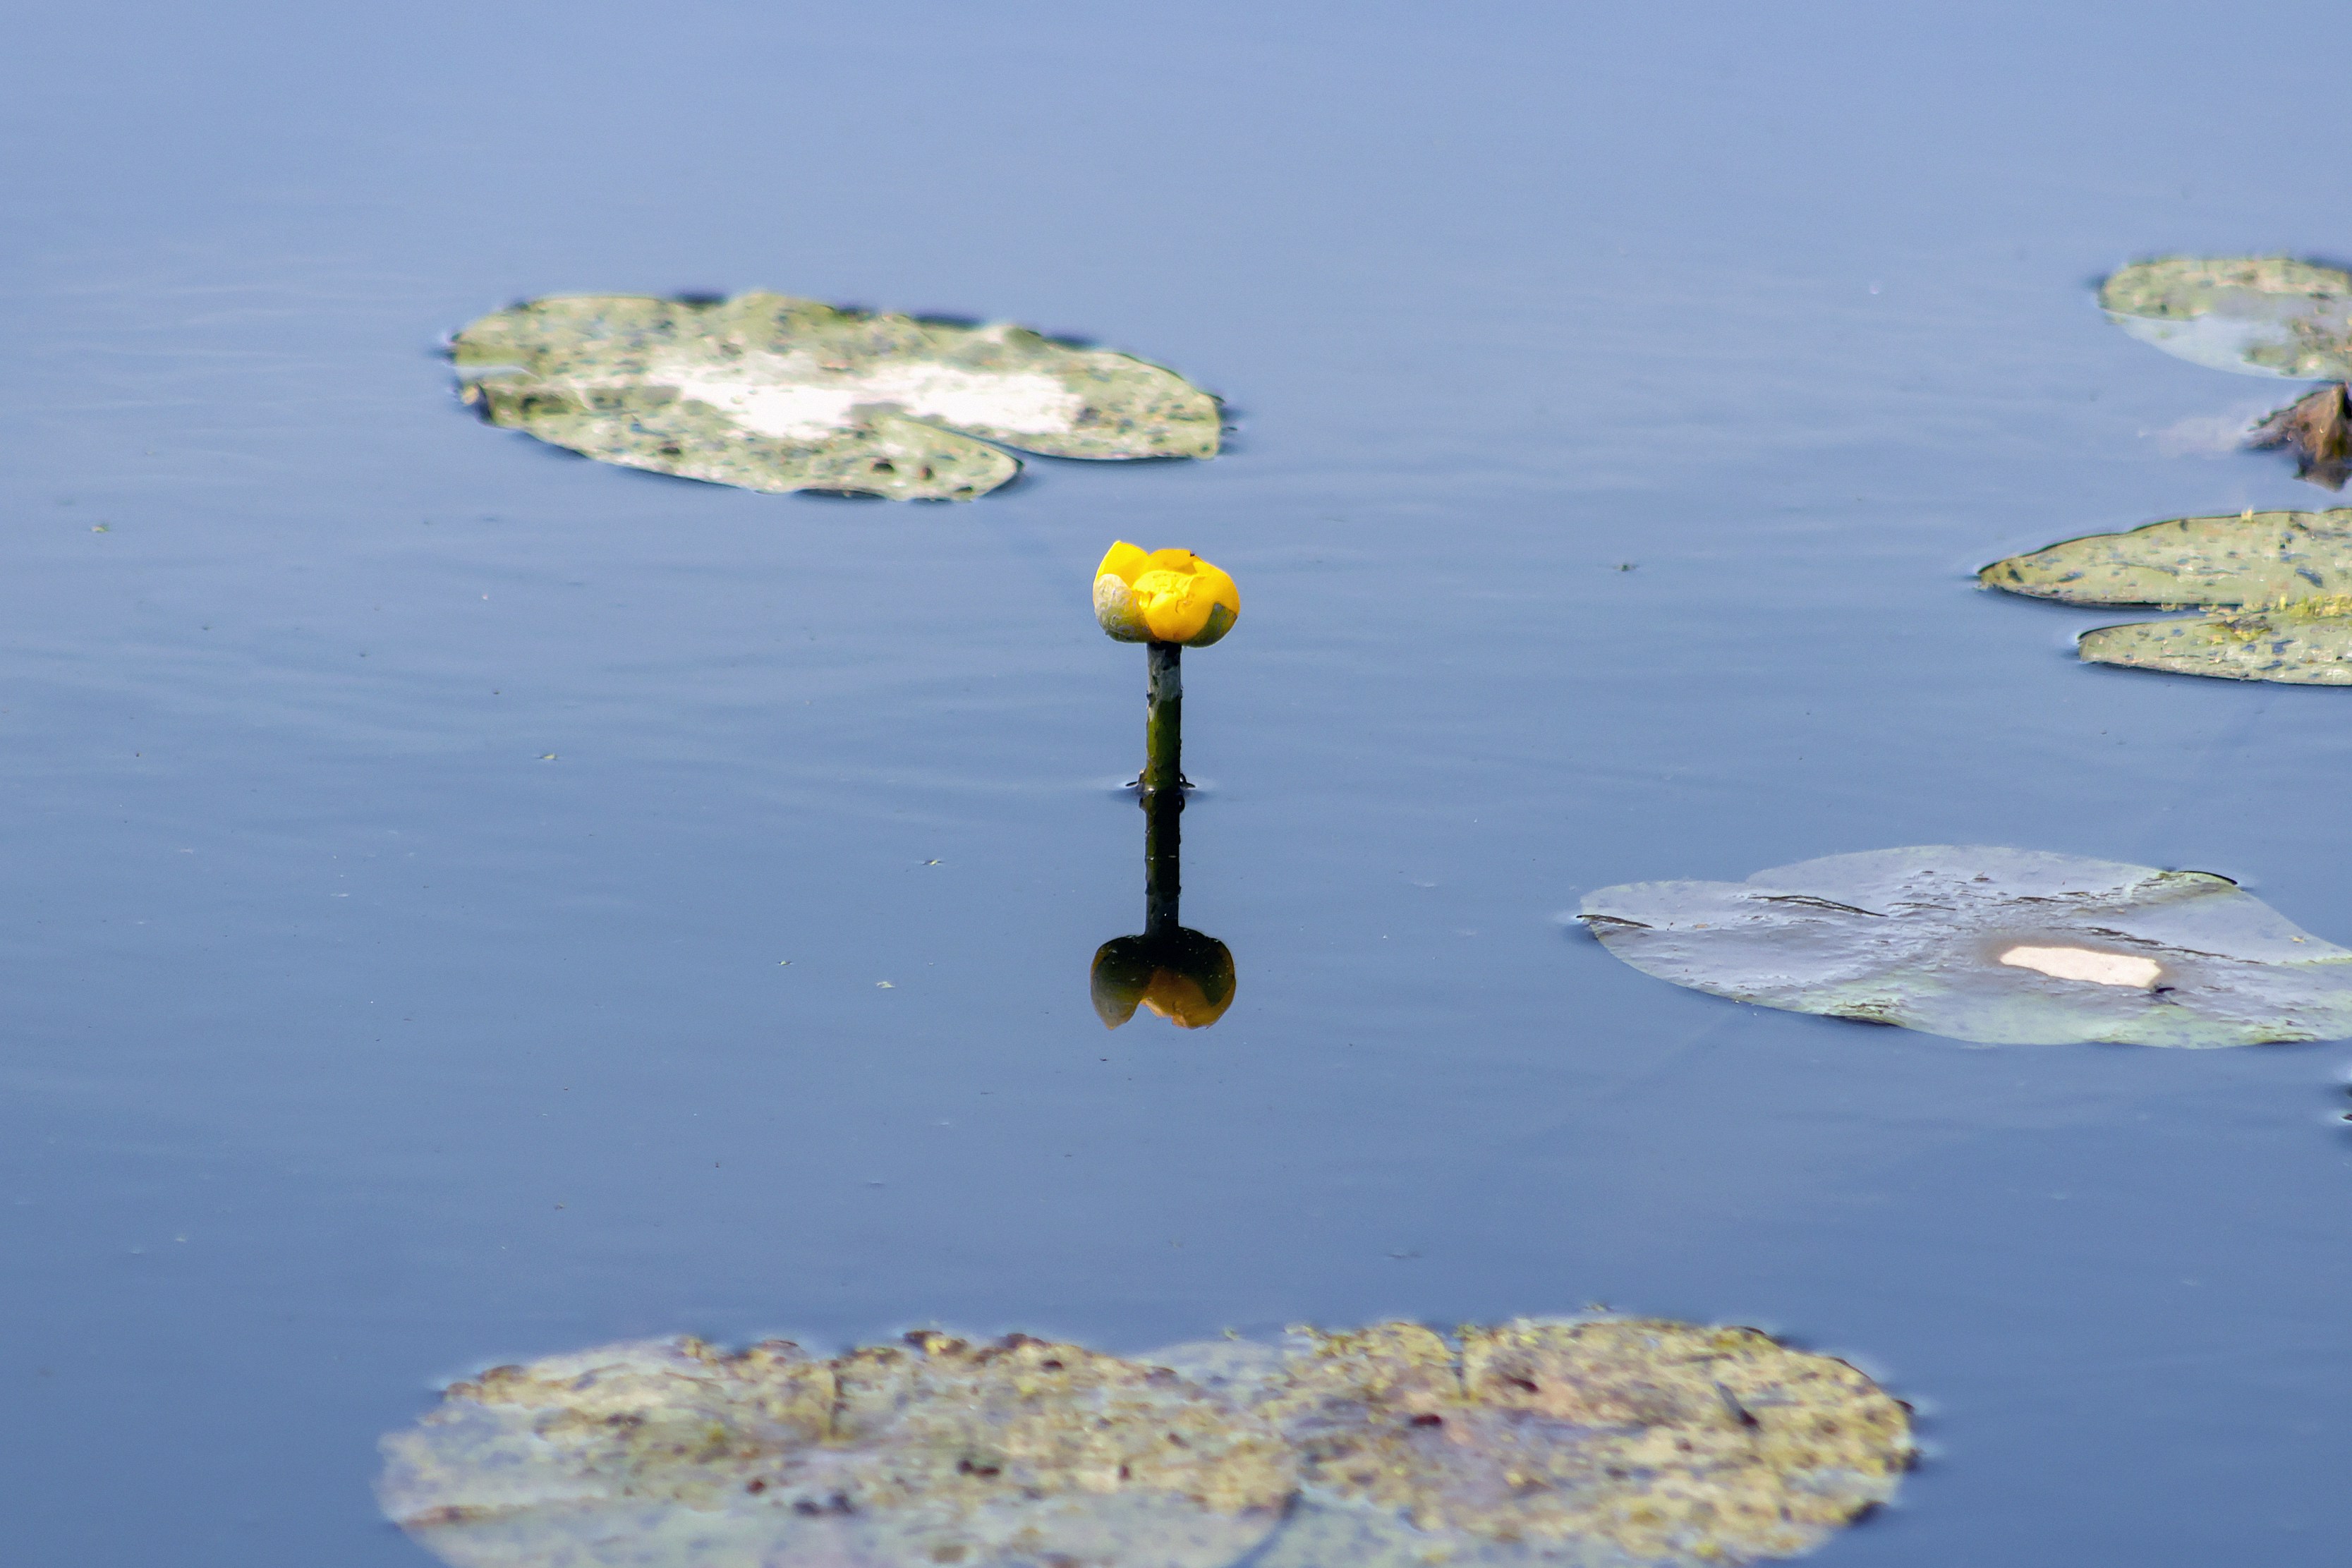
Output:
[[1253, 1319, 1910, 1568], [2077, 600, 2352, 683], [383, 1320, 1910, 1568], [1577, 846, 2352, 1046], [1979, 508, 2352, 607], [2099, 256, 2352, 379], [1979, 510, 2352, 682], [379, 1332, 1295, 1568], [452, 294, 1221, 501]]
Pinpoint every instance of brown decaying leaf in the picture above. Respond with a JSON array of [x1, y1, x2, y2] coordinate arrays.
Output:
[[2249, 384, 2352, 490]]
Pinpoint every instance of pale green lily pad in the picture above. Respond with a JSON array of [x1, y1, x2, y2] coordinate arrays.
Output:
[[1979, 510, 2352, 682], [382, 1320, 1910, 1568], [1252, 1320, 1910, 1568], [453, 294, 1221, 501], [379, 1332, 1296, 1568], [2099, 256, 2352, 379], [1579, 846, 2352, 1046], [1979, 508, 2352, 607], [2078, 602, 2352, 683]]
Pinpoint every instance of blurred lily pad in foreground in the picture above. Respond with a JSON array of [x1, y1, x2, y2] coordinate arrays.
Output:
[[1249, 1319, 1908, 1568], [452, 294, 1221, 501], [381, 1319, 1910, 1568], [380, 1332, 1294, 1568], [1579, 846, 2352, 1046], [2099, 256, 2352, 379], [1981, 509, 2352, 682]]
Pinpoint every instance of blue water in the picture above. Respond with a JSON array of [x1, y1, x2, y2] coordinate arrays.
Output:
[[6, 1, 2351, 1562]]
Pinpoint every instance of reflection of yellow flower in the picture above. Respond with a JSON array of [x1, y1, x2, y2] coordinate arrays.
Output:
[[1093, 542, 1240, 646], [1091, 930, 1237, 1029]]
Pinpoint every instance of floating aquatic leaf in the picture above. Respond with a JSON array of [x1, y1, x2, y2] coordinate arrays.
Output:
[[1979, 510, 2352, 682], [2099, 256, 2352, 379], [380, 1332, 1295, 1568], [1980, 508, 2352, 607], [2077, 600, 2352, 683], [383, 1320, 1910, 1568], [452, 294, 1221, 501], [1252, 1319, 1910, 1568], [1578, 846, 2352, 1046]]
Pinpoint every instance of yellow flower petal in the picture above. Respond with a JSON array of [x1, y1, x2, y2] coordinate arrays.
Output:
[[1132, 569, 1218, 643], [1096, 541, 1151, 586], [1186, 563, 1240, 646]]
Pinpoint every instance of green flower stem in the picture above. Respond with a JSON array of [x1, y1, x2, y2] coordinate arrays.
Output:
[[1143, 640, 1183, 799]]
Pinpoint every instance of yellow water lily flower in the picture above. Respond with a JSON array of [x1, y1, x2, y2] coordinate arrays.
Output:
[[1093, 542, 1240, 646]]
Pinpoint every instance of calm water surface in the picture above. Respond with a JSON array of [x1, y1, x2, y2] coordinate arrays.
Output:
[[5, 3, 2350, 1564]]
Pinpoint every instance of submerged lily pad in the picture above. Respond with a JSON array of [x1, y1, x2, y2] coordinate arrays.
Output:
[[379, 1332, 1295, 1568], [2099, 256, 2352, 379], [452, 294, 1221, 501], [384, 1320, 1909, 1568], [1254, 1320, 1909, 1568], [1980, 509, 2352, 682], [1579, 846, 2352, 1046]]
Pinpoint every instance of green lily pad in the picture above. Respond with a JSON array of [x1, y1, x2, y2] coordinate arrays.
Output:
[[1979, 508, 2352, 607], [1252, 1320, 1910, 1568], [452, 294, 1221, 501], [2078, 601, 2352, 683], [1979, 510, 2352, 682], [379, 1332, 1296, 1568], [382, 1320, 1910, 1568], [1578, 846, 2352, 1046], [2099, 256, 2352, 379]]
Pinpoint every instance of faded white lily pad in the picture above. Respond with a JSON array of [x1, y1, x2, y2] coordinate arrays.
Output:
[[383, 1320, 1910, 1568], [1980, 511, 2352, 682], [453, 294, 1221, 501], [379, 1332, 1295, 1568], [1254, 1320, 1910, 1568], [1579, 846, 2352, 1046], [2099, 256, 2352, 379]]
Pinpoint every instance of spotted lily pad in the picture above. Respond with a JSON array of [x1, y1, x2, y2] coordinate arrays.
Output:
[[1252, 1320, 1910, 1568], [1980, 509, 2352, 681], [1980, 508, 2352, 607], [2099, 256, 2352, 379], [2077, 599, 2352, 683], [379, 1332, 1295, 1568], [452, 294, 1221, 501], [1578, 846, 2352, 1046], [384, 1320, 1910, 1568]]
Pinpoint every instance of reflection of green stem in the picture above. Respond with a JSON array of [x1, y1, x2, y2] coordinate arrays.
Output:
[[1143, 640, 1184, 939], [1144, 786, 1181, 940]]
